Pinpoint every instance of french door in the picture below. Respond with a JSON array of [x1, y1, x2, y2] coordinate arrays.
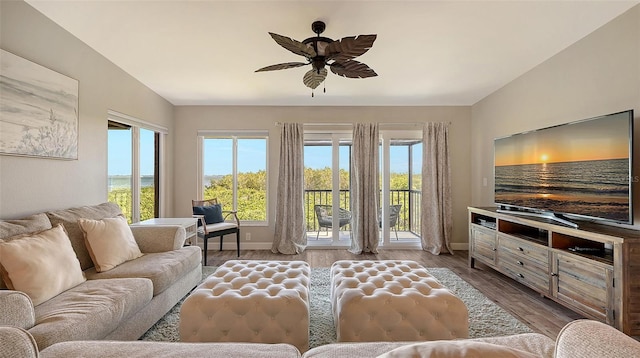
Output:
[[379, 130, 422, 247], [304, 132, 351, 247]]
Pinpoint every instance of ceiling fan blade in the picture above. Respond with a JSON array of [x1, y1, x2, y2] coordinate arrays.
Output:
[[303, 68, 328, 89], [255, 62, 308, 72], [330, 60, 377, 79], [269, 32, 317, 58], [325, 34, 376, 62]]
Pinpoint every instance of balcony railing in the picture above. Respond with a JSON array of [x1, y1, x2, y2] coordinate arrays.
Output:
[[304, 189, 421, 236]]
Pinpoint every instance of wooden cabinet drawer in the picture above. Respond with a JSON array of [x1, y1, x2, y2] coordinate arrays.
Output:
[[553, 252, 613, 322], [499, 259, 550, 293], [471, 226, 496, 265], [498, 234, 548, 267]]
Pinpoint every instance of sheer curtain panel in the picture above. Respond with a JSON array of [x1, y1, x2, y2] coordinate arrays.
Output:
[[421, 122, 453, 255], [349, 123, 380, 254], [271, 123, 307, 254]]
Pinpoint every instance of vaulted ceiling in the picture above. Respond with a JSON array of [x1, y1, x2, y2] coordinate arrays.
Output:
[[26, 1, 639, 106]]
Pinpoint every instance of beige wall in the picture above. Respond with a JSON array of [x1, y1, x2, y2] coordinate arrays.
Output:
[[0, 1, 175, 218], [174, 106, 472, 248], [471, 5, 640, 229]]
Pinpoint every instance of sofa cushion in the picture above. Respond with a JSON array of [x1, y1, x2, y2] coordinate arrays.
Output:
[[78, 216, 143, 272], [30, 277, 153, 350], [0, 213, 52, 289], [0, 224, 86, 305], [85, 245, 201, 296], [377, 341, 539, 358], [40, 341, 302, 358], [46, 202, 123, 271], [301, 334, 555, 358], [0, 212, 52, 239], [0, 326, 38, 358]]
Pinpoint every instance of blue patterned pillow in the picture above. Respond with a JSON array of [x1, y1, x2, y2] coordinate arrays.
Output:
[[193, 205, 224, 225]]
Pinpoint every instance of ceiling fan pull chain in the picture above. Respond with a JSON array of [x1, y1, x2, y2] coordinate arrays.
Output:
[[323, 81, 326, 93], [312, 89, 314, 98]]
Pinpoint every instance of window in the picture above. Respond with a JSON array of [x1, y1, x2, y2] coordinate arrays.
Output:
[[107, 111, 165, 223], [200, 133, 268, 224]]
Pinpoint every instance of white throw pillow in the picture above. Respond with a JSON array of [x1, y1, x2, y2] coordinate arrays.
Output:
[[376, 340, 539, 358], [0, 224, 86, 305], [78, 216, 143, 272]]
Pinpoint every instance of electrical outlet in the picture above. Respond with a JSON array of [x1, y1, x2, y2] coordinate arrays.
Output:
[[245, 232, 251, 241]]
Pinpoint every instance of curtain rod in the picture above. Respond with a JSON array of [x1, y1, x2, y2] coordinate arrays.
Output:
[[274, 121, 450, 127]]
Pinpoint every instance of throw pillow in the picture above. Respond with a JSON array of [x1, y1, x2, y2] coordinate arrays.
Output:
[[377, 340, 539, 358], [78, 216, 143, 272], [193, 204, 224, 225], [0, 224, 86, 306]]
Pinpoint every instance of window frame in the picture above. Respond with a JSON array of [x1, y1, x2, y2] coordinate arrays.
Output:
[[197, 131, 269, 226], [107, 110, 167, 222]]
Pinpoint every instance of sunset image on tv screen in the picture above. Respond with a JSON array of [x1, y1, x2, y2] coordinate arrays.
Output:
[[494, 111, 632, 223]]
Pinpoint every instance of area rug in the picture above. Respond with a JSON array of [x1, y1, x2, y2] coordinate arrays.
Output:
[[140, 266, 532, 348]]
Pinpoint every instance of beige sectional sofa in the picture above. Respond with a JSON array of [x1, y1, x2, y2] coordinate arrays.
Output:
[[0, 202, 202, 351], [2, 319, 639, 357]]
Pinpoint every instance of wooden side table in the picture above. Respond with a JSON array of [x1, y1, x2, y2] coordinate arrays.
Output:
[[130, 218, 199, 246]]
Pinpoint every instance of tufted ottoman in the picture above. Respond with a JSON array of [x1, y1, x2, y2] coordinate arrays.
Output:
[[179, 260, 310, 352], [330, 260, 469, 342]]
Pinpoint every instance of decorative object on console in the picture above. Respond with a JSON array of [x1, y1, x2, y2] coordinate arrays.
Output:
[[0, 49, 79, 160], [255, 21, 377, 95]]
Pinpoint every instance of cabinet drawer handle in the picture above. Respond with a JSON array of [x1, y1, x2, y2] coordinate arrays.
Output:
[[517, 273, 524, 278], [518, 247, 524, 252], [492, 248, 497, 251], [516, 260, 524, 266], [551, 273, 558, 277]]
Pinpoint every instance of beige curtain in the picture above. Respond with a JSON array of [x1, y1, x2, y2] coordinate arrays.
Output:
[[271, 123, 306, 254], [421, 122, 453, 255], [349, 123, 380, 254]]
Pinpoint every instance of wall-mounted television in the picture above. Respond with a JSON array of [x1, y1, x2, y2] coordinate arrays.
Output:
[[494, 110, 634, 227]]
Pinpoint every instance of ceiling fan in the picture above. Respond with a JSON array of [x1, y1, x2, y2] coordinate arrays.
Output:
[[255, 21, 377, 94]]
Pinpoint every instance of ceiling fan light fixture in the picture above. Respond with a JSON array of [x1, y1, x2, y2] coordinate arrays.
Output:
[[255, 20, 377, 92]]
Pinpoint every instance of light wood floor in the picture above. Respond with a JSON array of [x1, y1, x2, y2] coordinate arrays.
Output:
[[205, 249, 583, 340]]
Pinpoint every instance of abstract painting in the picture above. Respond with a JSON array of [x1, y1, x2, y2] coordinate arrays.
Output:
[[0, 49, 79, 160]]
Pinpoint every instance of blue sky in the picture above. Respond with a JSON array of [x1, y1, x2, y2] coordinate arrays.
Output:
[[202, 141, 420, 175], [107, 128, 155, 175], [109, 135, 421, 176]]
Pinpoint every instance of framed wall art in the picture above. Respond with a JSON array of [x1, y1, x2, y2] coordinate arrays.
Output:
[[0, 49, 79, 160]]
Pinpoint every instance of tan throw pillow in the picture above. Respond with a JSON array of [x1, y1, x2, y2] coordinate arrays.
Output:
[[78, 216, 143, 272], [376, 340, 540, 358], [0, 224, 86, 306]]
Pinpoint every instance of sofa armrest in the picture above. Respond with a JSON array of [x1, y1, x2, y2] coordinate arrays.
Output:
[[0, 290, 35, 329], [555, 320, 640, 358], [0, 326, 38, 358], [129, 225, 186, 253]]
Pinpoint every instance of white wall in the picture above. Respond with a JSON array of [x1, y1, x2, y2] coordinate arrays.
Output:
[[471, 5, 640, 228], [0, 1, 175, 218], [173, 106, 472, 248]]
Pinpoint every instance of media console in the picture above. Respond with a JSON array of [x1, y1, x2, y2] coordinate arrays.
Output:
[[468, 206, 640, 336]]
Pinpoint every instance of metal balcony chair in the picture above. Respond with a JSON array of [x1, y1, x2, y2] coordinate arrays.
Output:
[[314, 205, 352, 239], [379, 204, 402, 240], [192, 198, 240, 265]]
